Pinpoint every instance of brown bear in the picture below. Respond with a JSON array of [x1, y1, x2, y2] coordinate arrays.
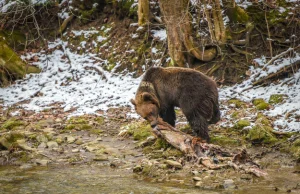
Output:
[[130, 67, 220, 141]]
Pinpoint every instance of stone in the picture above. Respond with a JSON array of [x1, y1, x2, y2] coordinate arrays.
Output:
[[56, 137, 64, 144], [75, 139, 84, 145], [93, 154, 109, 161], [16, 139, 35, 151], [240, 174, 252, 180], [191, 170, 199, 175], [35, 159, 49, 166], [20, 163, 33, 170], [195, 181, 204, 188], [65, 136, 76, 144], [223, 179, 236, 189], [165, 160, 182, 169], [36, 134, 48, 143], [47, 141, 59, 149], [38, 142, 47, 149], [193, 176, 202, 181], [72, 149, 80, 153]]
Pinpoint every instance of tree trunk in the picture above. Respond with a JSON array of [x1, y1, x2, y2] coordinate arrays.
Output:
[[138, 0, 150, 26], [0, 41, 40, 87], [159, 0, 217, 67]]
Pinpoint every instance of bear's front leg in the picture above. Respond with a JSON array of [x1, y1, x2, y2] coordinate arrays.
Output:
[[159, 107, 176, 127]]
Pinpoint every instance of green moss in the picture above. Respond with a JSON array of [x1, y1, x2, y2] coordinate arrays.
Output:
[[256, 102, 270, 110], [1, 118, 24, 130], [229, 6, 249, 24], [0, 41, 27, 86], [126, 121, 152, 141], [269, 94, 285, 104], [79, 124, 93, 130], [152, 138, 170, 150], [95, 117, 105, 124], [27, 65, 41, 74], [228, 99, 246, 108], [256, 113, 271, 126], [231, 111, 239, 119], [0, 132, 24, 149], [247, 126, 277, 144], [64, 124, 76, 130], [179, 124, 193, 134], [293, 139, 300, 147], [163, 148, 183, 158], [252, 98, 269, 110], [235, 119, 250, 129], [210, 135, 241, 146], [290, 139, 300, 161], [89, 128, 103, 135], [19, 151, 31, 162], [68, 116, 88, 124], [252, 98, 265, 106], [0, 30, 26, 50]]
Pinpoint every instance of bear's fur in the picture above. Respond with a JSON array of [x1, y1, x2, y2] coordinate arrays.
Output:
[[131, 67, 220, 141]]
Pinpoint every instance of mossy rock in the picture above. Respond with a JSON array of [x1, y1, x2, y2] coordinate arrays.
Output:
[[0, 132, 24, 149], [1, 118, 24, 130], [228, 99, 246, 108], [235, 119, 250, 129], [252, 98, 269, 110], [210, 135, 241, 146], [256, 102, 270, 110], [247, 125, 277, 144], [269, 94, 286, 104], [252, 98, 265, 106]]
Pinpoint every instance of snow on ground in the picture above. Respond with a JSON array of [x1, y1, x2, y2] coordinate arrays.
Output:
[[220, 52, 300, 132], [0, 39, 140, 116]]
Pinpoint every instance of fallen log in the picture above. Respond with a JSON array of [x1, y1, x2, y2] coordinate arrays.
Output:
[[153, 118, 268, 177]]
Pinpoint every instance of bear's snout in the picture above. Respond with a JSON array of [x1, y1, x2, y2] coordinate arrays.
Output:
[[150, 120, 158, 128]]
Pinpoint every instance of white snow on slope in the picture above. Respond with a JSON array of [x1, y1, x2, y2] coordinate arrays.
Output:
[[0, 39, 140, 116], [220, 52, 300, 132]]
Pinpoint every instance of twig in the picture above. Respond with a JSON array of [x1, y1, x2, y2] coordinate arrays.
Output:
[[265, 10, 273, 57], [57, 15, 75, 35], [253, 59, 300, 86], [229, 44, 252, 56]]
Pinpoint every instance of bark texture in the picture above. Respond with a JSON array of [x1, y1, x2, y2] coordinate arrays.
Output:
[[158, 0, 217, 66]]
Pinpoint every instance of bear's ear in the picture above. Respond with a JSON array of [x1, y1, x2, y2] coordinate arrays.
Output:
[[130, 99, 136, 106], [141, 92, 153, 102], [141, 92, 160, 108]]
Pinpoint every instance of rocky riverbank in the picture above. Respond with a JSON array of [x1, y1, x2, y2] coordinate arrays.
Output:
[[0, 100, 299, 193]]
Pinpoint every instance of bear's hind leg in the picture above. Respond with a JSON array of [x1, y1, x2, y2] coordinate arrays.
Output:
[[159, 107, 176, 127], [187, 114, 209, 142]]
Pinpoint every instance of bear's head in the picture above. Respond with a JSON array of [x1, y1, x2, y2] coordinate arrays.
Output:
[[130, 92, 160, 128]]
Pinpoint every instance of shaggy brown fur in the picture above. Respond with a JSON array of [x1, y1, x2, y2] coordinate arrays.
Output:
[[131, 67, 220, 141]]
